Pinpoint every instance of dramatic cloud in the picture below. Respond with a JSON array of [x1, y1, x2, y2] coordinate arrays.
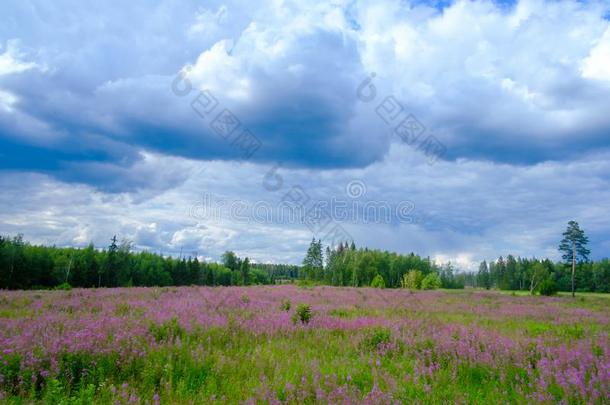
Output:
[[1, 0, 609, 267], [2, 143, 609, 268]]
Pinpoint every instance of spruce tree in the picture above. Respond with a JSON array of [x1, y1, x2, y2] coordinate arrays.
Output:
[[302, 238, 323, 280], [478, 260, 490, 289], [101, 235, 118, 287]]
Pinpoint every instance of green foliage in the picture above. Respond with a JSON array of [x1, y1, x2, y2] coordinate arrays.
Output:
[[370, 274, 385, 288], [421, 273, 442, 290], [401, 270, 423, 290], [558, 221, 590, 264], [591, 259, 610, 293], [221, 251, 239, 272], [309, 242, 470, 290], [239, 257, 251, 285], [314, 241, 442, 288], [291, 303, 312, 325], [1, 233, 607, 294], [251, 263, 300, 282], [537, 278, 558, 296], [559, 220, 590, 297], [477, 260, 491, 289], [54, 282, 72, 291], [280, 299, 291, 311], [296, 279, 316, 288], [250, 268, 270, 285], [529, 263, 549, 294], [302, 238, 324, 281], [472, 254, 607, 294], [0, 235, 274, 289], [437, 262, 465, 289]]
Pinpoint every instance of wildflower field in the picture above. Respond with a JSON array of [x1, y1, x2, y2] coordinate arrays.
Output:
[[0, 286, 608, 404]]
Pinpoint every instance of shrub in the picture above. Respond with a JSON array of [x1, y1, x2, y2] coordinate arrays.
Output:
[[421, 273, 442, 290], [537, 278, 558, 296], [251, 268, 271, 284], [370, 274, 385, 288], [280, 299, 291, 311], [401, 270, 423, 290], [54, 282, 72, 291], [291, 304, 312, 325]]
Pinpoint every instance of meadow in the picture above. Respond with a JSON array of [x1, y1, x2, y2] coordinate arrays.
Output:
[[0, 286, 608, 404]]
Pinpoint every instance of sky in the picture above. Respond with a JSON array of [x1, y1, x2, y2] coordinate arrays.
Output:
[[1, 0, 610, 270]]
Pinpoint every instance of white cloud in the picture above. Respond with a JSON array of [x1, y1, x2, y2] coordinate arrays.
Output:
[[0, 89, 17, 112], [0, 40, 40, 114], [355, 0, 610, 152], [0, 40, 39, 76], [189, 5, 229, 38], [581, 26, 610, 81]]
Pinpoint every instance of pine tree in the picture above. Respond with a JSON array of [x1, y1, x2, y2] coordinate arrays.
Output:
[[559, 221, 590, 297]]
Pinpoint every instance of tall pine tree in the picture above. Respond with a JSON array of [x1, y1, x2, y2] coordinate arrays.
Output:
[[559, 221, 590, 297]]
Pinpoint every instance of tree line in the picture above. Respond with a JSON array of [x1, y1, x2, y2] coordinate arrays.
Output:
[[474, 256, 610, 294], [1, 221, 607, 293], [0, 233, 466, 290], [300, 239, 466, 289], [473, 221, 609, 294], [299, 222, 609, 295], [0, 235, 279, 289]]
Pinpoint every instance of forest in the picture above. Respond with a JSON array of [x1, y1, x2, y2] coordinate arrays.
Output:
[[0, 234, 607, 293], [474, 256, 610, 294], [0, 235, 274, 289], [0, 235, 462, 290]]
